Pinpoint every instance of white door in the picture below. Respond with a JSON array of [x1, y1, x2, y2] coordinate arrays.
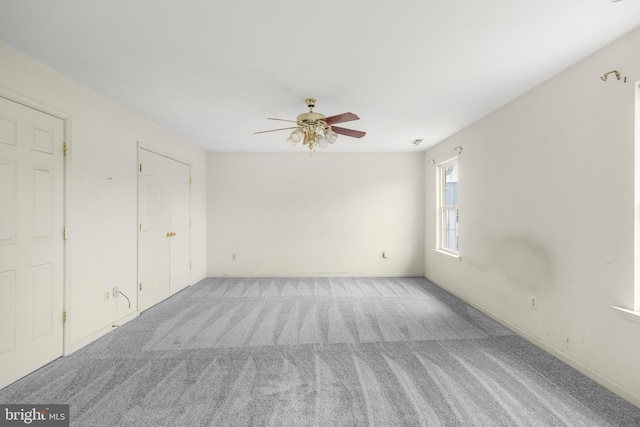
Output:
[[138, 148, 190, 311], [138, 149, 172, 311], [169, 160, 191, 294], [0, 96, 64, 389]]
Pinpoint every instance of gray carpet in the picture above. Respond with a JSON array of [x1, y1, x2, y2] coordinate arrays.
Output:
[[1, 277, 639, 426]]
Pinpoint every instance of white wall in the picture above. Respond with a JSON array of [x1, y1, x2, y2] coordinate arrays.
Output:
[[207, 152, 425, 277], [0, 42, 207, 353], [425, 27, 640, 405]]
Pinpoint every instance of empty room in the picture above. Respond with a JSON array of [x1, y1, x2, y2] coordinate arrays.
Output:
[[1, 1, 640, 425]]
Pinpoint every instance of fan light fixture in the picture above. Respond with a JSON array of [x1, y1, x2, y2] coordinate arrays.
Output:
[[254, 98, 366, 151], [286, 99, 338, 152]]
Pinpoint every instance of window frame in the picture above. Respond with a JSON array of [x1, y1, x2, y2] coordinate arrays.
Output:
[[436, 157, 459, 256]]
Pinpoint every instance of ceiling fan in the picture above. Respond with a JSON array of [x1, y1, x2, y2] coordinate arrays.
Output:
[[254, 98, 366, 151]]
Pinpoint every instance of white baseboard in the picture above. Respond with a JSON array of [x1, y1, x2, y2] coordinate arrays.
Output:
[[65, 311, 139, 356], [65, 274, 208, 357], [206, 272, 424, 278], [191, 273, 207, 285], [425, 275, 640, 409]]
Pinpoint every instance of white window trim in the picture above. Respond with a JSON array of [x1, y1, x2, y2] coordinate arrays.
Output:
[[611, 306, 640, 324], [432, 248, 461, 261], [436, 156, 459, 256], [611, 80, 640, 320], [614, 80, 640, 320]]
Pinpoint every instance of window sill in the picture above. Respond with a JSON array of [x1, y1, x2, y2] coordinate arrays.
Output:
[[611, 306, 640, 324], [432, 249, 461, 262]]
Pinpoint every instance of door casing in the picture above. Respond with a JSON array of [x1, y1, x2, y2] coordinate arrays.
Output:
[[137, 142, 191, 312]]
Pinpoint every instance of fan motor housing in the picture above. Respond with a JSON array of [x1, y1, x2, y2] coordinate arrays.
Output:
[[297, 111, 326, 124]]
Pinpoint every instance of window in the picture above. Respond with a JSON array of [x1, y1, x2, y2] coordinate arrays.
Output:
[[438, 158, 459, 254]]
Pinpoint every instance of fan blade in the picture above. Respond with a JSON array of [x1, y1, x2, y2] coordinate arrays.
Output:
[[332, 126, 366, 139], [324, 112, 359, 125], [268, 118, 298, 123], [254, 126, 297, 134]]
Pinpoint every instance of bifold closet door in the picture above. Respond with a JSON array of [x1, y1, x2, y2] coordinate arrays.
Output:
[[0, 96, 64, 388], [138, 148, 190, 312]]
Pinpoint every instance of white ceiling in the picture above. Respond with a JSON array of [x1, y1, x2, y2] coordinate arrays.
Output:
[[1, 1, 639, 152]]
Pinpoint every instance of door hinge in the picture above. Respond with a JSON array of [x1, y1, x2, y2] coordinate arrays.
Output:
[[190, 263, 192, 270], [139, 283, 142, 291], [62, 311, 67, 324], [63, 142, 68, 155], [139, 223, 142, 231], [139, 163, 142, 172], [189, 177, 192, 184], [63, 227, 68, 239]]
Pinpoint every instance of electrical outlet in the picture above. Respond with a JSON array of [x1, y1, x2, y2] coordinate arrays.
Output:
[[104, 290, 110, 302], [530, 295, 538, 310], [113, 286, 119, 298]]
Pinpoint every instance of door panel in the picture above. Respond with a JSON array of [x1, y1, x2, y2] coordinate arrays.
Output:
[[0, 159, 16, 244], [31, 263, 54, 339], [32, 166, 53, 240], [0, 270, 16, 356], [0, 112, 17, 146], [31, 125, 54, 154], [0, 96, 64, 389]]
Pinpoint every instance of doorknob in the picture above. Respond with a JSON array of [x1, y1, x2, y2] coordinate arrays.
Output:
[[166, 232, 171, 237], [171, 232, 176, 237]]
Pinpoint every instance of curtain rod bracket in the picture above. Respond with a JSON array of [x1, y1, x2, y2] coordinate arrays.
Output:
[[600, 70, 620, 82]]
